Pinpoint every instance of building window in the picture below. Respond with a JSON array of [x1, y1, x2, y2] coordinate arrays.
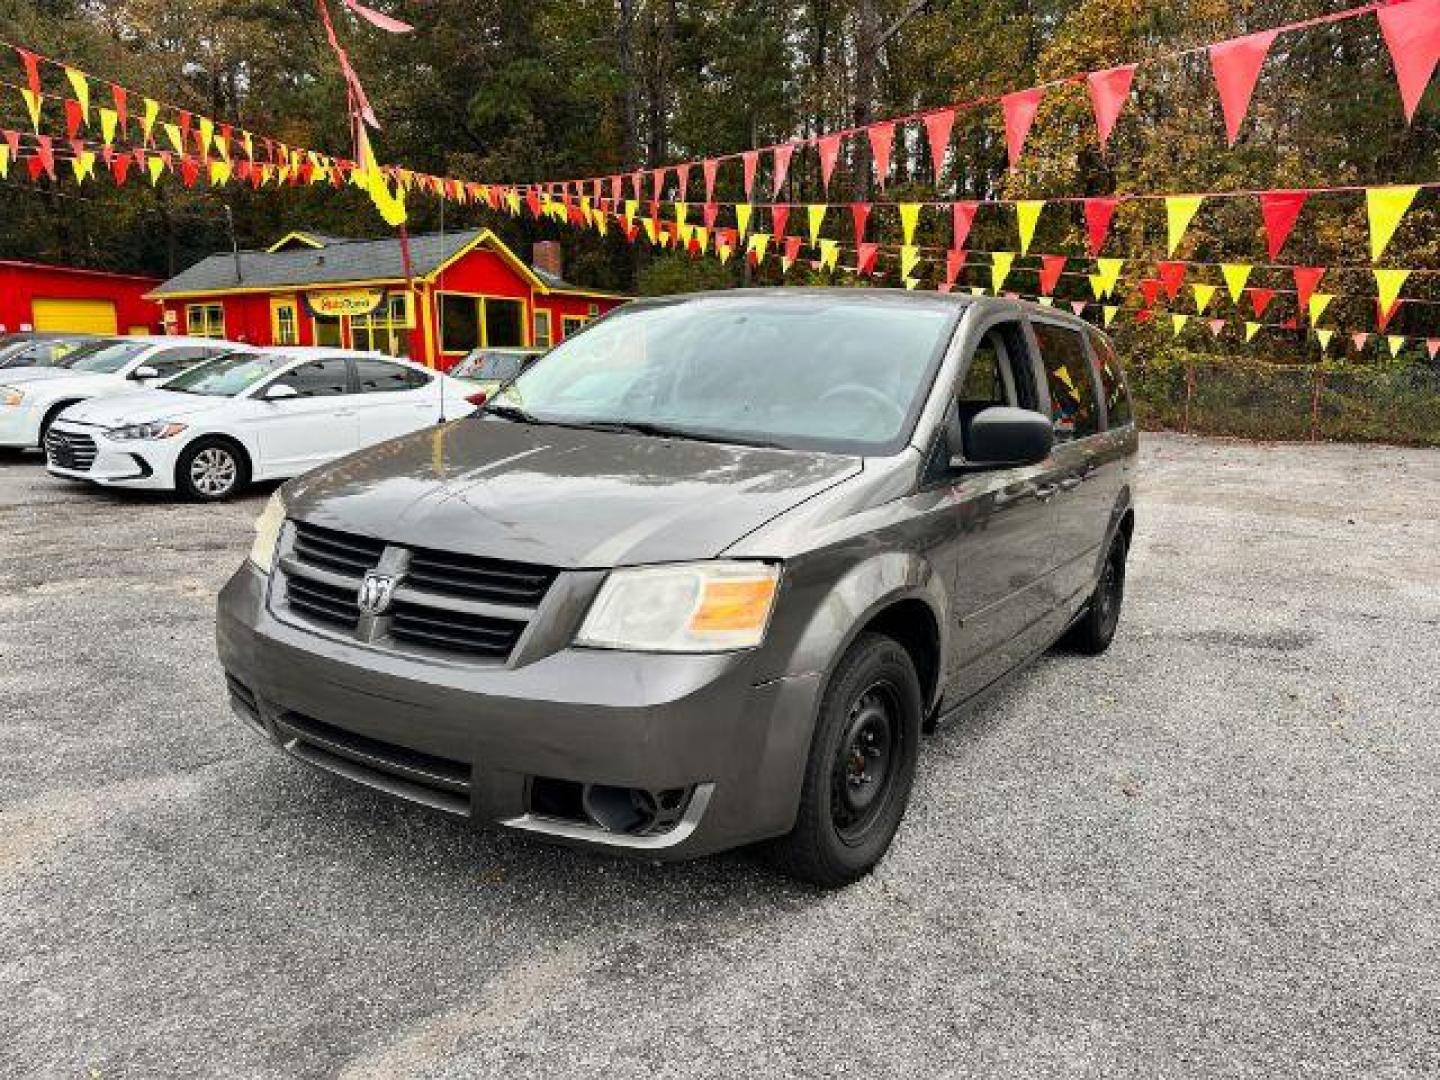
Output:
[[532, 310, 553, 349], [351, 294, 412, 358], [313, 315, 342, 348], [588, 303, 600, 316], [561, 315, 586, 339], [270, 299, 298, 345], [186, 303, 225, 339], [439, 294, 527, 353]]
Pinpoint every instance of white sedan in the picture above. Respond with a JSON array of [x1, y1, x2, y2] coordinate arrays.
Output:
[[0, 335, 240, 450], [45, 348, 478, 500]]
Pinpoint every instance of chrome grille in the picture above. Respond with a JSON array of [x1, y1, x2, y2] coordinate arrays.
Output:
[[292, 521, 385, 577], [45, 430, 97, 472], [404, 548, 557, 606]]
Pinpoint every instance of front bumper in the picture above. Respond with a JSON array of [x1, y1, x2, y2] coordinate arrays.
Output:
[[44, 419, 180, 488], [217, 562, 821, 860], [0, 402, 43, 448]]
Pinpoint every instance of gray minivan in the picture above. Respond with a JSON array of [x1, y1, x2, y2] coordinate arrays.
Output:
[[218, 289, 1138, 886]]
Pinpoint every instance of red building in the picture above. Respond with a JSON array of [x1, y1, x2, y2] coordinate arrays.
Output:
[[149, 230, 627, 368], [0, 260, 162, 336]]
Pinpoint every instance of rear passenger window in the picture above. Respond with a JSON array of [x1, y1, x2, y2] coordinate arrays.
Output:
[[278, 359, 351, 397], [1088, 329, 1132, 428], [1033, 322, 1100, 441], [353, 358, 430, 393]]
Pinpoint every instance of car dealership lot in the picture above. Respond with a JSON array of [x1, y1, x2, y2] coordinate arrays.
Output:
[[1, 434, 1437, 1078]]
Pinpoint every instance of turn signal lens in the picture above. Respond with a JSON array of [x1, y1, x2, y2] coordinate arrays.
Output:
[[689, 576, 780, 635], [1, 387, 23, 407], [577, 561, 781, 653], [248, 491, 286, 574]]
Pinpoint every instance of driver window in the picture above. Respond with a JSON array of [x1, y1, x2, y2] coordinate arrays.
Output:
[[951, 322, 1038, 459]]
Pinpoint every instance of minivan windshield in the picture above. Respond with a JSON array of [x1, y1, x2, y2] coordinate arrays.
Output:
[[491, 296, 958, 453], [166, 353, 290, 396], [63, 340, 150, 374]]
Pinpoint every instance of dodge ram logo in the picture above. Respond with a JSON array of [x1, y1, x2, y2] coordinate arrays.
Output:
[[357, 572, 398, 616]]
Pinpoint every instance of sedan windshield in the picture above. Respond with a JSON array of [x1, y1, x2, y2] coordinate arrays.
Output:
[[491, 295, 958, 453], [165, 353, 290, 396], [64, 340, 150, 374]]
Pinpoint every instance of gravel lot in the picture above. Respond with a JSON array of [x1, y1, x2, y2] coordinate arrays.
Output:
[[1, 433, 1437, 1079]]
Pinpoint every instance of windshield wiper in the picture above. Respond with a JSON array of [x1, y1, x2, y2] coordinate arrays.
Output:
[[577, 420, 786, 450], [482, 403, 543, 425]]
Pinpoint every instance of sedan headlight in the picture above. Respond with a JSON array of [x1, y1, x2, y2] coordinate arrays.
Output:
[[576, 561, 781, 653], [1, 386, 23, 407], [108, 421, 187, 441], [248, 491, 286, 573]]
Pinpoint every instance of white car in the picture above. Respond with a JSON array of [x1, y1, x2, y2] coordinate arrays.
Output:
[[0, 335, 241, 451], [45, 347, 478, 500]]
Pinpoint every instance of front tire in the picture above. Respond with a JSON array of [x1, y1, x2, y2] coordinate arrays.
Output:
[[176, 438, 248, 501], [764, 633, 922, 888], [1062, 531, 1128, 655]]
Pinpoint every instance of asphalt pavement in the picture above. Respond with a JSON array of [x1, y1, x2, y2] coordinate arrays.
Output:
[[1, 433, 1437, 1078]]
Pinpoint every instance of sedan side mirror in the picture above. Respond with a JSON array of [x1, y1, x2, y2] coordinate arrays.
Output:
[[130, 365, 160, 380], [262, 383, 299, 401], [952, 406, 1054, 470]]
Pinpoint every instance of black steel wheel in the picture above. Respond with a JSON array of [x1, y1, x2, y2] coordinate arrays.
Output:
[[1062, 530, 1128, 655]]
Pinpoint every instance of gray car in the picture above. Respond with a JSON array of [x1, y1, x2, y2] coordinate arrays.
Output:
[[218, 289, 1138, 886]]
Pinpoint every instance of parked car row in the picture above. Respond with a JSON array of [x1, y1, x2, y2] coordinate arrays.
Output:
[[0, 333, 481, 500]]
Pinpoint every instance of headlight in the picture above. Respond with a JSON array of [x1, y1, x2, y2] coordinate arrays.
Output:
[[576, 561, 781, 653], [248, 491, 286, 573], [0, 386, 23, 407], [108, 421, 187, 440]]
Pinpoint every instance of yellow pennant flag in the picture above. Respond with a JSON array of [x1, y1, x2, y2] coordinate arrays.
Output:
[[674, 202, 688, 228], [677, 221, 694, 246], [1087, 275, 1107, 301], [1387, 335, 1405, 357], [1315, 329, 1334, 351], [355, 129, 407, 227], [20, 88, 42, 131], [0, 145, 9, 178], [1221, 263, 1253, 303], [736, 203, 753, 239], [623, 198, 638, 226], [147, 154, 165, 185], [99, 107, 118, 146], [904, 277, 920, 291], [898, 203, 922, 245], [1165, 195, 1204, 255], [1102, 305, 1118, 327], [818, 238, 840, 271], [140, 99, 159, 143], [1308, 292, 1333, 324], [1095, 257, 1124, 298], [64, 68, 90, 123], [642, 216, 658, 244], [693, 225, 708, 252], [990, 251, 1015, 293], [1171, 313, 1189, 338], [209, 160, 232, 187], [199, 117, 215, 159], [899, 244, 921, 280], [70, 150, 96, 183], [1015, 200, 1044, 255], [593, 210, 608, 236], [807, 204, 827, 245], [504, 190, 521, 215], [1366, 186, 1419, 261], [163, 123, 184, 154], [1244, 321, 1261, 342], [748, 232, 770, 264], [717, 239, 734, 265], [1373, 268, 1411, 312], [1191, 283, 1217, 313], [781, 250, 797, 274]]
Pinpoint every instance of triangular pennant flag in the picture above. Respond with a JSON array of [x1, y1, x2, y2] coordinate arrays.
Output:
[[898, 202, 922, 245], [1171, 313, 1190, 337], [1366, 186, 1420, 261], [866, 123, 894, 187], [1103, 305, 1119, 327], [1387, 334, 1406, 357], [1293, 267, 1326, 314], [945, 249, 968, 285], [1165, 195, 1204, 255], [1257, 190, 1308, 260], [771, 143, 794, 197], [1070, 301, 1087, 316], [922, 109, 955, 184], [1088, 275, 1107, 300], [163, 122, 184, 155], [1015, 200, 1044, 255], [1084, 197, 1118, 255], [0, 143, 8, 179], [856, 242, 879, 275], [1377, 297, 1402, 332], [1352, 332, 1371, 352], [1208, 319, 1227, 338], [651, 166, 668, 203], [65, 99, 83, 140], [109, 152, 129, 185], [1377, 0, 1440, 123], [1208, 30, 1279, 145], [70, 149, 96, 183], [899, 244, 922, 281], [209, 159, 231, 186], [735, 203, 753, 239], [851, 202, 871, 244], [147, 153, 165, 185], [1315, 328, 1335, 351], [1374, 267, 1411, 313], [769, 203, 788, 239], [990, 251, 1015, 292], [64, 67, 90, 123], [1158, 261, 1187, 300], [818, 238, 840, 272], [817, 133, 842, 192], [780, 235, 803, 273], [1191, 283, 1217, 313], [1087, 65, 1136, 148], [1248, 287, 1275, 317], [807, 203, 827, 245], [702, 158, 719, 203], [747, 232, 770, 266], [1245, 321, 1261, 342], [198, 116, 215, 159], [952, 201, 978, 250], [99, 106, 118, 146], [1095, 258, 1125, 298], [1426, 338, 1440, 361], [1307, 292, 1334, 324], [140, 98, 159, 144], [19, 89, 42, 132], [1221, 263, 1253, 303], [741, 151, 759, 198], [1038, 255, 1066, 295], [1000, 88, 1043, 167]]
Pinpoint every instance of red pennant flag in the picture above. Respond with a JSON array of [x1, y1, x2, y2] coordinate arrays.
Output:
[[675, 162, 691, 200], [1070, 301, 1088, 316], [111, 85, 127, 132], [945, 249, 967, 285], [1208, 319, 1226, 338], [1426, 338, 1440, 361], [1248, 287, 1275, 317], [1352, 332, 1370, 351], [610, 174, 623, 204], [771, 204, 789, 239], [1000, 88, 1044, 167], [178, 111, 193, 140], [1038, 255, 1066, 295], [1377, 0, 1440, 123], [65, 99, 84, 139], [783, 235, 802, 264], [625, 220, 641, 245], [771, 143, 794, 197], [34, 134, 55, 180], [68, 136, 85, 161], [179, 156, 199, 187], [817, 133, 843, 192], [922, 109, 955, 183], [1087, 65, 1136, 148], [1139, 278, 1162, 309], [1281, 318, 1298, 331], [703, 202, 719, 231], [1208, 30, 1278, 145], [702, 158, 718, 203], [110, 154, 131, 185], [952, 201, 978, 250], [650, 167, 667, 202], [856, 243, 879, 275], [525, 189, 541, 218], [3, 130, 19, 159], [866, 123, 894, 188], [851, 202, 871, 244], [1157, 261, 1187, 300], [1258, 189, 1308, 259], [628, 170, 642, 199], [1083, 197, 1118, 256], [741, 150, 759, 198], [1377, 298, 1402, 331], [16, 49, 41, 96], [1134, 308, 1154, 324], [1293, 267, 1326, 313], [26, 153, 43, 181]]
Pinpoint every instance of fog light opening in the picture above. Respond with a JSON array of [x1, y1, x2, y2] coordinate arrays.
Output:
[[582, 784, 692, 835]]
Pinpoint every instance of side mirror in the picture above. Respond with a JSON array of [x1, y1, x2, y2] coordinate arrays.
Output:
[[131, 365, 160, 380], [262, 383, 299, 401], [952, 406, 1053, 470]]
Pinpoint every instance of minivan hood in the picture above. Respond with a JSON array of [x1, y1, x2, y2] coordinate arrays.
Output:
[[62, 389, 230, 426], [285, 418, 863, 568]]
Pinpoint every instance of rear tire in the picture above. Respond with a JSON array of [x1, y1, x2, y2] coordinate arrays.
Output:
[[1062, 531, 1128, 655], [763, 633, 922, 888], [176, 438, 249, 501]]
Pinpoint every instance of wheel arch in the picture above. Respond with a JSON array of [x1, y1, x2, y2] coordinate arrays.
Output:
[[174, 431, 253, 490]]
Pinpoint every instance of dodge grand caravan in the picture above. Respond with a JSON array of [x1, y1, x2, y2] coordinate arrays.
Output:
[[218, 290, 1138, 886]]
